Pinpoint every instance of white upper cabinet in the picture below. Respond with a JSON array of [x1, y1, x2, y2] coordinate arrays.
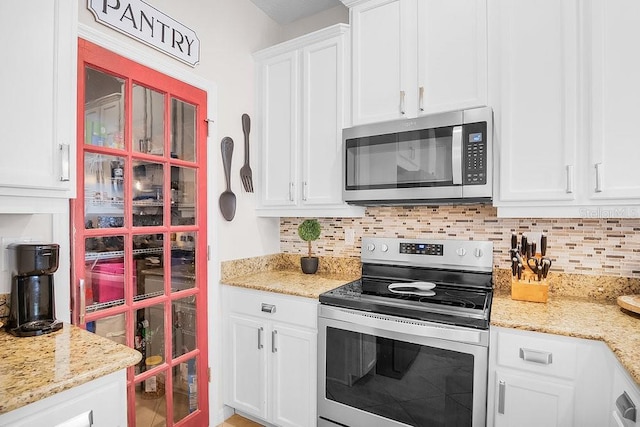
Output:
[[587, 0, 640, 202], [493, 0, 640, 217], [347, 0, 488, 125], [254, 24, 364, 217], [490, 0, 579, 204], [0, 0, 77, 209]]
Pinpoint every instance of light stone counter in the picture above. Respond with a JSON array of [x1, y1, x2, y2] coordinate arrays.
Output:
[[491, 293, 640, 386], [0, 323, 141, 414], [223, 270, 359, 299]]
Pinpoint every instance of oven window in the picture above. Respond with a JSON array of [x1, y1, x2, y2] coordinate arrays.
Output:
[[325, 327, 474, 427], [345, 127, 454, 190]]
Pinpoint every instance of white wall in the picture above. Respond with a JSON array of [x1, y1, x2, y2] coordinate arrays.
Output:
[[79, 0, 284, 262]]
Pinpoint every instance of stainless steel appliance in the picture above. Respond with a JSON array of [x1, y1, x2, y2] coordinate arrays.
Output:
[[318, 237, 493, 427], [7, 243, 63, 337], [343, 107, 492, 205]]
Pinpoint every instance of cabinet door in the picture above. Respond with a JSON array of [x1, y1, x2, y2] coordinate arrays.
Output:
[[0, 0, 76, 198], [300, 35, 345, 206], [494, 371, 575, 427], [491, 0, 579, 203], [351, 0, 416, 124], [227, 314, 268, 419], [271, 323, 317, 427], [417, 0, 487, 115], [259, 51, 298, 207], [588, 0, 640, 201]]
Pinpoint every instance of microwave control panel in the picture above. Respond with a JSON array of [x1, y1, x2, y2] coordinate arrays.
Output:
[[463, 121, 487, 185]]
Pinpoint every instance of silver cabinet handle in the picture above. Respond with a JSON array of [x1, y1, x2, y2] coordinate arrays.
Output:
[[595, 163, 603, 193], [451, 126, 463, 185], [498, 380, 506, 414], [566, 165, 574, 194], [272, 330, 278, 353], [616, 391, 637, 422], [288, 182, 294, 201], [261, 303, 276, 314], [419, 86, 425, 112], [400, 90, 406, 115], [519, 347, 553, 364], [79, 279, 86, 325], [59, 144, 70, 182], [258, 327, 264, 349], [302, 181, 308, 201]]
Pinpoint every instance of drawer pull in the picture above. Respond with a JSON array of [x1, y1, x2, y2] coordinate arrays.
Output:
[[258, 327, 264, 349], [272, 330, 278, 353], [616, 391, 637, 422], [261, 303, 276, 314], [519, 347, 553, 365]]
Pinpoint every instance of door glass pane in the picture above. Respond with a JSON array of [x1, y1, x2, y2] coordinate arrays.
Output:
[[171, 232, 195, 292], [84, 68, 125, 149], [85, 236, 126, 311], [172, 296, 196, 358], [345, 127, 454, 189], [134, 234, 165, 300], [133, 84, 165, 156], [84, 153, 125, 229], [173, 356, 198, 422], [171, 166, 196, 226], [135, 304, 165, 375], [171, 98, 196, 162], [325, 326, 474, 426], [135, 378, 167, 427], [133, 161, 164, 227], [86, 313, 126, 345]]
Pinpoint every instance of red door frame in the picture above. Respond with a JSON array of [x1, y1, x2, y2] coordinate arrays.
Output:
[[72, 38, 209, 426]]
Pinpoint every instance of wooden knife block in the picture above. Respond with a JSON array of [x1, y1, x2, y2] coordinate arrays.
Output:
[[511, 271, 549, 303]]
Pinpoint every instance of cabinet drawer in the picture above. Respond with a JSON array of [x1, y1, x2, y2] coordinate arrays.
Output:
[[496, 329, 578, 379], [224, 286, 317, 329]]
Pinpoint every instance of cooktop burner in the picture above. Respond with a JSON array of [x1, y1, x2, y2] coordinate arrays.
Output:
[[10, 319, 63, 337], [319, 237, 494, 330]]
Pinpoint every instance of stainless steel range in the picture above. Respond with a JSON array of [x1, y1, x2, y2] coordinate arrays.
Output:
[[318, 237, 494, 427]]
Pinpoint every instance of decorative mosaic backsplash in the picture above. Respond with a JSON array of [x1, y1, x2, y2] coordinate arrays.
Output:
[[280, 205, 640, 278]]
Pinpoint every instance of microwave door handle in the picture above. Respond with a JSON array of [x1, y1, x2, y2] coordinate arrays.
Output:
[[452, 126, 463, 185]]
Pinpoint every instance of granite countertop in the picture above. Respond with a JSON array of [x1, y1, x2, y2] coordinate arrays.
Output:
[[222, 270, 359, 299], [223, 269, 640, 387], [0, 323, 141, 415]]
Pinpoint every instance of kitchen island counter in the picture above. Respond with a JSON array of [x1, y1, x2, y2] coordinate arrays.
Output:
[[0, 323, 141, 414], [492, 293, 640, 387]]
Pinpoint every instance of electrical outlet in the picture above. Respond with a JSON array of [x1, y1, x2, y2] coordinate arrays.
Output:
[[1, 237, 34, 272], [345, 228, 355, 246]]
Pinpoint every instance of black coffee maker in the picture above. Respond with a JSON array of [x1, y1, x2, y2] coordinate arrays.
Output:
[[7, 243, 63, 337]]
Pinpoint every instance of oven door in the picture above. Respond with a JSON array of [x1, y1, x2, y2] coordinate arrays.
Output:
[[318, 305, 488, 427]]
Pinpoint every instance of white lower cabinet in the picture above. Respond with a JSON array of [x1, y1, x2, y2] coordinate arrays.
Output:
[[488, 327, 612, 427], [223, 286, 317, 427], [0, 370, 126, 427]]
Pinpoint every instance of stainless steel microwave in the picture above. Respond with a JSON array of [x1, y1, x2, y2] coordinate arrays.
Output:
[[343, 107, 492, 205]]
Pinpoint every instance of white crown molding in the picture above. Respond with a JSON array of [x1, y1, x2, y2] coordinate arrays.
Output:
[[253, 23, 350, 59]]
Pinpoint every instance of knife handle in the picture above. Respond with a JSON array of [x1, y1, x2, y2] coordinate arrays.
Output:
[[511, 233, 518, 250], [517, 263, 522, 280], [521, 236, 528, 255], [531, 242, 537, 257], [512, 258, 518, 276], [541, 234, 547, 257]]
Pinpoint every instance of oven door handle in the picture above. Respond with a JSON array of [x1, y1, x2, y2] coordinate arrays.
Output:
[[388, 282, 436, 296]]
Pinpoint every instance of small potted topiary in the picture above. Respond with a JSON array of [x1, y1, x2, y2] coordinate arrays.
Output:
[[298, 219, 321, 274]]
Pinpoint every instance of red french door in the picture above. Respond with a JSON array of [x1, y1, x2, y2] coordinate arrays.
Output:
[[72, 39, 208, 427]]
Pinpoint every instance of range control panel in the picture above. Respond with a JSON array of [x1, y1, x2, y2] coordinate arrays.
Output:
[[399, 242, 443, 256], [362, 237, 494, 272]]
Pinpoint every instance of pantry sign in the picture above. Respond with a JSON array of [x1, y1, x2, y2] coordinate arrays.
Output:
[[87, 0, 200, 66]]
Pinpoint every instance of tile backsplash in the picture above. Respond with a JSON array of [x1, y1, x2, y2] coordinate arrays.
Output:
[[280, 205, 640, 278]]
